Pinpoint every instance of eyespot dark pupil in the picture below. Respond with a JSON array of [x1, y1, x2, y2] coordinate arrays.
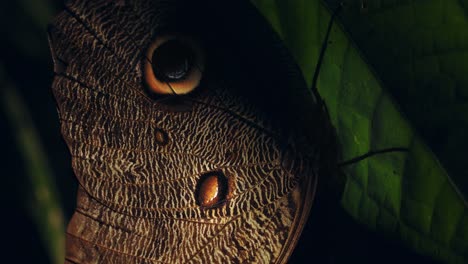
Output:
[[151, 39, 195, 82]]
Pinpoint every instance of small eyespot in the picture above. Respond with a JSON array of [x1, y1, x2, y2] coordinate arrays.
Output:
[[154, 128, 169, 145], [196, 172, 228, 209], [144, 35, 204, 95]]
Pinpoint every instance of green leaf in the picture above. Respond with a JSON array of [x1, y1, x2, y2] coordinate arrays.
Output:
[[251, 0, 468, 263], [322, 0, 468, 200]]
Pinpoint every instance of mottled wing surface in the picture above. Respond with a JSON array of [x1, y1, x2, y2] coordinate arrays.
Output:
[[48, 0, 329, 263]]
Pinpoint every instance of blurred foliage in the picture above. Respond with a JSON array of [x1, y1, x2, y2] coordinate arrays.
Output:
[[1, 72, 65, 264], [1, 0, 73, 264]]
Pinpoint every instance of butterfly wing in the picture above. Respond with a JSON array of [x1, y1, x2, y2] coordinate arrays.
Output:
[[49, 0, 328, 263]]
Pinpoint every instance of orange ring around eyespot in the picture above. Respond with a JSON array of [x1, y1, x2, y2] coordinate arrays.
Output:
[[144, 35, 204, 95]]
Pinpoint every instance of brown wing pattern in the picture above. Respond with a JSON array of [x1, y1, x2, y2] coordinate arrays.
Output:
[[49, 0, 327, 263]]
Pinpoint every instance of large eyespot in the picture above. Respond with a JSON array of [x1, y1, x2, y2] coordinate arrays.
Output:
[[144, 35, 204, 95]]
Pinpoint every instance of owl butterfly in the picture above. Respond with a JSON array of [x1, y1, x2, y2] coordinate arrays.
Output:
[[48, 0, 340, 263]]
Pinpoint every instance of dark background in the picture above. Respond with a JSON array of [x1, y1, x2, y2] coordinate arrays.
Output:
[[0, 1, 441, 263]]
